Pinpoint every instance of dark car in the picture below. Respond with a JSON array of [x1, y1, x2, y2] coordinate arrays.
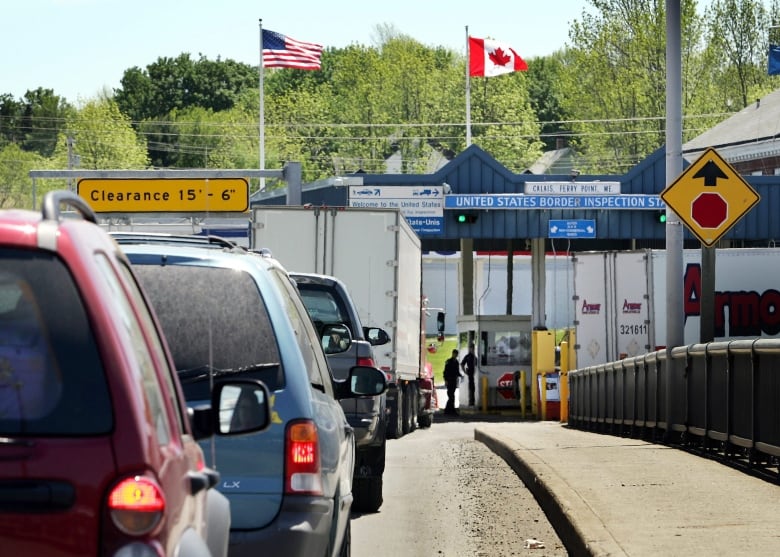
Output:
[[114, 233, 386, 557], [0, 191, 270, 557], [290, 272, 391, 513]]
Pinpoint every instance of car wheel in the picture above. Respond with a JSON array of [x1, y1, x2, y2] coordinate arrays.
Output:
[[402, 383, 416, 434], [352, 475, 383, 513], [386, 387, 403, 439], [408, 384, 418, 433], [338, 516, 351, 557], [418, 410, 433, 428]]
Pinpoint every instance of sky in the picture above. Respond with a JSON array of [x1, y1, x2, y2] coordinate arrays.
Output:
[[1, 0, 594, 103]]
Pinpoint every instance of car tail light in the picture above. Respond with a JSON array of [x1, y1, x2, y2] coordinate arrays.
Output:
[[357, 356, 376, 367], [107, 476, 166, 536], [284, 420, 323, 495]]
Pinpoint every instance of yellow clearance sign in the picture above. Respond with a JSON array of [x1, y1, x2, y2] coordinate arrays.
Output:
[[660, 148, 759, 247], [77, 178, 249, 213]]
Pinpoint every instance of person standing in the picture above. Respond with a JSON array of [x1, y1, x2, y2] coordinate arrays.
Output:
[[443, 349, 461, 415], [460, 342, 477, 406]]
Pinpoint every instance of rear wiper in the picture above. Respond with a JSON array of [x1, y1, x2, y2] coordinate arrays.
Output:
[[177, 362, 280, 383]]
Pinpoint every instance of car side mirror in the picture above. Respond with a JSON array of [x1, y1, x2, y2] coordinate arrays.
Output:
[[214, 381, 271, 435], [365, 326, 390, 346], [349, 365, 387, 397], [321, 323, 352, 354], [190, 380, 272, 440]]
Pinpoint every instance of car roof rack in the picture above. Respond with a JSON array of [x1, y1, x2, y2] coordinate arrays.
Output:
[[109, 232, 245, 251], [42, 190, 98, 224]]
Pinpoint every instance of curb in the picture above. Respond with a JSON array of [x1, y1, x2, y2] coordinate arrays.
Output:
[[474, 427, 626, 557]]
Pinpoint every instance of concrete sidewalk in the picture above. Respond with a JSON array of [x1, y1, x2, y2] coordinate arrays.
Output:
[[474, 421, 780, 557]]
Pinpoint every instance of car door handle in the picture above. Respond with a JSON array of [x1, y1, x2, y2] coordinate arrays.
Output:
[[188, 471, 212, 495], [202, 467, 220, 489]]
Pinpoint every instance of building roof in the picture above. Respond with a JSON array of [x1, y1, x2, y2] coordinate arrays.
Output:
[[525, 146, 578, 175], [683, 89, 780, 163]]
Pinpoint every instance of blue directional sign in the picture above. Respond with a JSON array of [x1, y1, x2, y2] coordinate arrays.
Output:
[[549, 219, 596, 239]]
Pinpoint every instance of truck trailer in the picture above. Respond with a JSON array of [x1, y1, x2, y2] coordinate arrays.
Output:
[[250, 205, 434, 437], [572, 247, 780, 368]]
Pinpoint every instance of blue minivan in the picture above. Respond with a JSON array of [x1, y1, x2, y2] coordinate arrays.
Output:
[[115, 234, 386, 557]]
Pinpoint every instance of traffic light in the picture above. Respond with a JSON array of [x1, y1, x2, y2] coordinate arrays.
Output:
[[454, 212, 478, 224], [656, 210, 667, 224]]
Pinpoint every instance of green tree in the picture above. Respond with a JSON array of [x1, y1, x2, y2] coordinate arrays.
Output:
[[115, 53, 258, 121], [558, 0, 704, 172], [55, 98, 149, 169], [0, 94, 24, 147], [526, 53, 572, 151], [0, 89, 72, 157], [0, 143, 47, 209], [705, 0, 771, 109], [115, 54, 257, 166], [469, 72, 544, 172]]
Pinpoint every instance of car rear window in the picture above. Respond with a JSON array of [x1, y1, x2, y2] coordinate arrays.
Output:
[[297, 285, 351, 327], [131, 264, 284, 399], [0, 248, 111, 435]]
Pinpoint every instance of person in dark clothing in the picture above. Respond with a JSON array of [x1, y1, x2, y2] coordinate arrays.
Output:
[[460, 342, 477, 406], [443, 349, 462, 415]]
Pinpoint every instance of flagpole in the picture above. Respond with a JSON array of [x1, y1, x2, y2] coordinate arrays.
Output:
[[465, 25, 472, 146], [258, 19, 266, 191]]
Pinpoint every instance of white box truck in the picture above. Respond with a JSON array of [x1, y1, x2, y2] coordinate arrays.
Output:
[[250, 205, 433, 437], [572, 248, 780, 368]]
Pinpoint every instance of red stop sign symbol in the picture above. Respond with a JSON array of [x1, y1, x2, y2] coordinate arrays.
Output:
[[691, 192, 728, 229], [497, 372, 515, 400]]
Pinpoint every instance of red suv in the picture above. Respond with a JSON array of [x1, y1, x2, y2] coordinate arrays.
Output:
[[0, 191, 269, 557]]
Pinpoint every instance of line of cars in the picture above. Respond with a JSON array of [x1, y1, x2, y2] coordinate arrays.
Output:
[[0, 191, 386, 557], [290, 272, 391, 513]]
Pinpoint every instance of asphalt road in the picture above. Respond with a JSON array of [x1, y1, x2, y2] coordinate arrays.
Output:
[[350, 414, 568, 557]]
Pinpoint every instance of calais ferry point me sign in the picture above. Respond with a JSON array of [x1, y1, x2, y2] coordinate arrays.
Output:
[[77, 178, 249, 213]]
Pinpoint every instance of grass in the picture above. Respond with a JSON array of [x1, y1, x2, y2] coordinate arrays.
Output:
[[425, 329, 570, 386], [425, 335, 458, 386]]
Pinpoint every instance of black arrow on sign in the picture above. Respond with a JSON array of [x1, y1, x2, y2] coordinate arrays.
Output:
[[693, 159, 728, 186]]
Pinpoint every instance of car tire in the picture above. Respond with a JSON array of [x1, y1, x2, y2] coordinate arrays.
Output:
[[386, 387, 403, 439], [352, 475, 383, 513], [403, 383, 417, 434], [338, 516, 351, 557], [418, 410, 433, 429]]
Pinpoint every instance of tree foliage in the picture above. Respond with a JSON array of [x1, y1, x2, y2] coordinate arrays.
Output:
[[0, 143, 47, 208], [57, 98, 148, 169], [0, 88, 72, 157], [115, 53, 258, 122], [114, 53, 258, 167], [705, 0, 771, 108], [3, 3, 780, 206]]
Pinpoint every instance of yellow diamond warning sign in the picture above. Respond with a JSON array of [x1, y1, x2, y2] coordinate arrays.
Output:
[[660, 148, 759, 247]]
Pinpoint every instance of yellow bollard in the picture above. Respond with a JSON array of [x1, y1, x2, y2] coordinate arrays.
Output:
[[531, 330, 555, 419], [559, 339, 570, 423], [481, 375, 489, 413], [517, 369, 527, 418], [531, 369, 539, 418], [539, 371, 548, 420], [559, 370, 569, 423]]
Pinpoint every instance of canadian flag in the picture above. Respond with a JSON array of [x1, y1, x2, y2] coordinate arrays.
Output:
[[469, 36, 528, 77]]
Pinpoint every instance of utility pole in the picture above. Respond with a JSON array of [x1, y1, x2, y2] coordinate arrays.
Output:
[[66, 136, 81, 191]]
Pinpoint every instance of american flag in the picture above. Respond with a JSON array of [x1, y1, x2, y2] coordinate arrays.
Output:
[[262, 29, 322, 70]]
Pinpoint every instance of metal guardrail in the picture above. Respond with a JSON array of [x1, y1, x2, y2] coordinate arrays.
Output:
[[568, 338, 780, 480]]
